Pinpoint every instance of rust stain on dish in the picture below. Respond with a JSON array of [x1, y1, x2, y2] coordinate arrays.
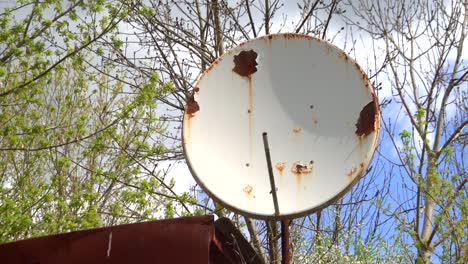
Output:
[[265, 35, 273, 47], [339, 50, 349, 62], [263, 33, 321, 41], [248, 78, 253, 111], [325, 44, 333, 55], [233, 50, 257, 77], [275, 162, 286, 175], [262, 33, 322, 50], [355, 101, 377, 137], [347, 163, 366, 178], [283, 33, 303, 39], [347, 167, 358, 177], [243, 185, 253, 197], [352, 60, 380, 143], [291, 161, 314, 176], [248, 77, 253, 162], [354, 62, 361, 71], [292, 128, 302, 134], [206, 60, 220, 73], [186, 87, 200, 115]]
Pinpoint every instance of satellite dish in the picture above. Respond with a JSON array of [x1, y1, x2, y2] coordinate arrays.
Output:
[[183, 33, 379, 219]]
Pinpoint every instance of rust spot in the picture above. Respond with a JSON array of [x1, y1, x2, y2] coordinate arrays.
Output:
[[207, 64, 214, 72], [292, 128, 302, 134], [262, 33, 320, 42], [233, 50, 258, 77], [355, 101, 377, 137], [186, 87, 200, 115], [347, 167, 358, 177], [291, 161, 314, 176], [340, 50, 349, 62], [275, 162, 286, 175], [243, 185, 253, 196], [347, 163, 366, 178], [259, 34, 322, 51], [248, 78, 253, 109], [248, 77, 253, 161], [282, 33, 310, 39], [206, 60, 221, 73]]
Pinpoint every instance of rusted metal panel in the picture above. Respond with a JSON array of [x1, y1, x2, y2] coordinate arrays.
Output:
[[0, 216, 262, 264], [0, 216, 214, 264]]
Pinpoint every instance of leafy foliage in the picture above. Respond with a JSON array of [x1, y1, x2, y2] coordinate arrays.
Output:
[[0, 0, 194, 243]]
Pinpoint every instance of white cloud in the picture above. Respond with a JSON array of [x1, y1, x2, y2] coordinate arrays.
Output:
[[162, 160, 197, 194]]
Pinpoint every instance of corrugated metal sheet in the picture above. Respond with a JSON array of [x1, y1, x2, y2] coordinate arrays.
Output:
[[0, 215, 263, 264]]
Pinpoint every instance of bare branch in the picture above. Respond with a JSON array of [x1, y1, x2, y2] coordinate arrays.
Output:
[[245, 0, 257, 37], [295, 0, 320, 33]]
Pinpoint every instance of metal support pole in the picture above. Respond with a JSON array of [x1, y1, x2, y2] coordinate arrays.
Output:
[[281, 219, 291, 264], [262, 132, 279, 216], [263, 132, 291, 264]]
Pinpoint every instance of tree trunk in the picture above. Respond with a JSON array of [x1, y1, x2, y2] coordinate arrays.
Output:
[[418, 155, 437, 263]]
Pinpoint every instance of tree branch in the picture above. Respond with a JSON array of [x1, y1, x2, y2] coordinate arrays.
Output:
[[295, 0, 320, 33], [0, 17, 121, 98]]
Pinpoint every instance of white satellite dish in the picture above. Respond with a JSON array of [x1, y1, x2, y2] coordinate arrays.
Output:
[[183, 33, 379, 219]]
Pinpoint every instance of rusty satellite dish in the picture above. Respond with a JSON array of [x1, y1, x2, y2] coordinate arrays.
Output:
[[183, 33, 379, 219]]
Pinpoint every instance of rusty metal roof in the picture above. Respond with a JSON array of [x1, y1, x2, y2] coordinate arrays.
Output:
[[0, 215, 264, 264]]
